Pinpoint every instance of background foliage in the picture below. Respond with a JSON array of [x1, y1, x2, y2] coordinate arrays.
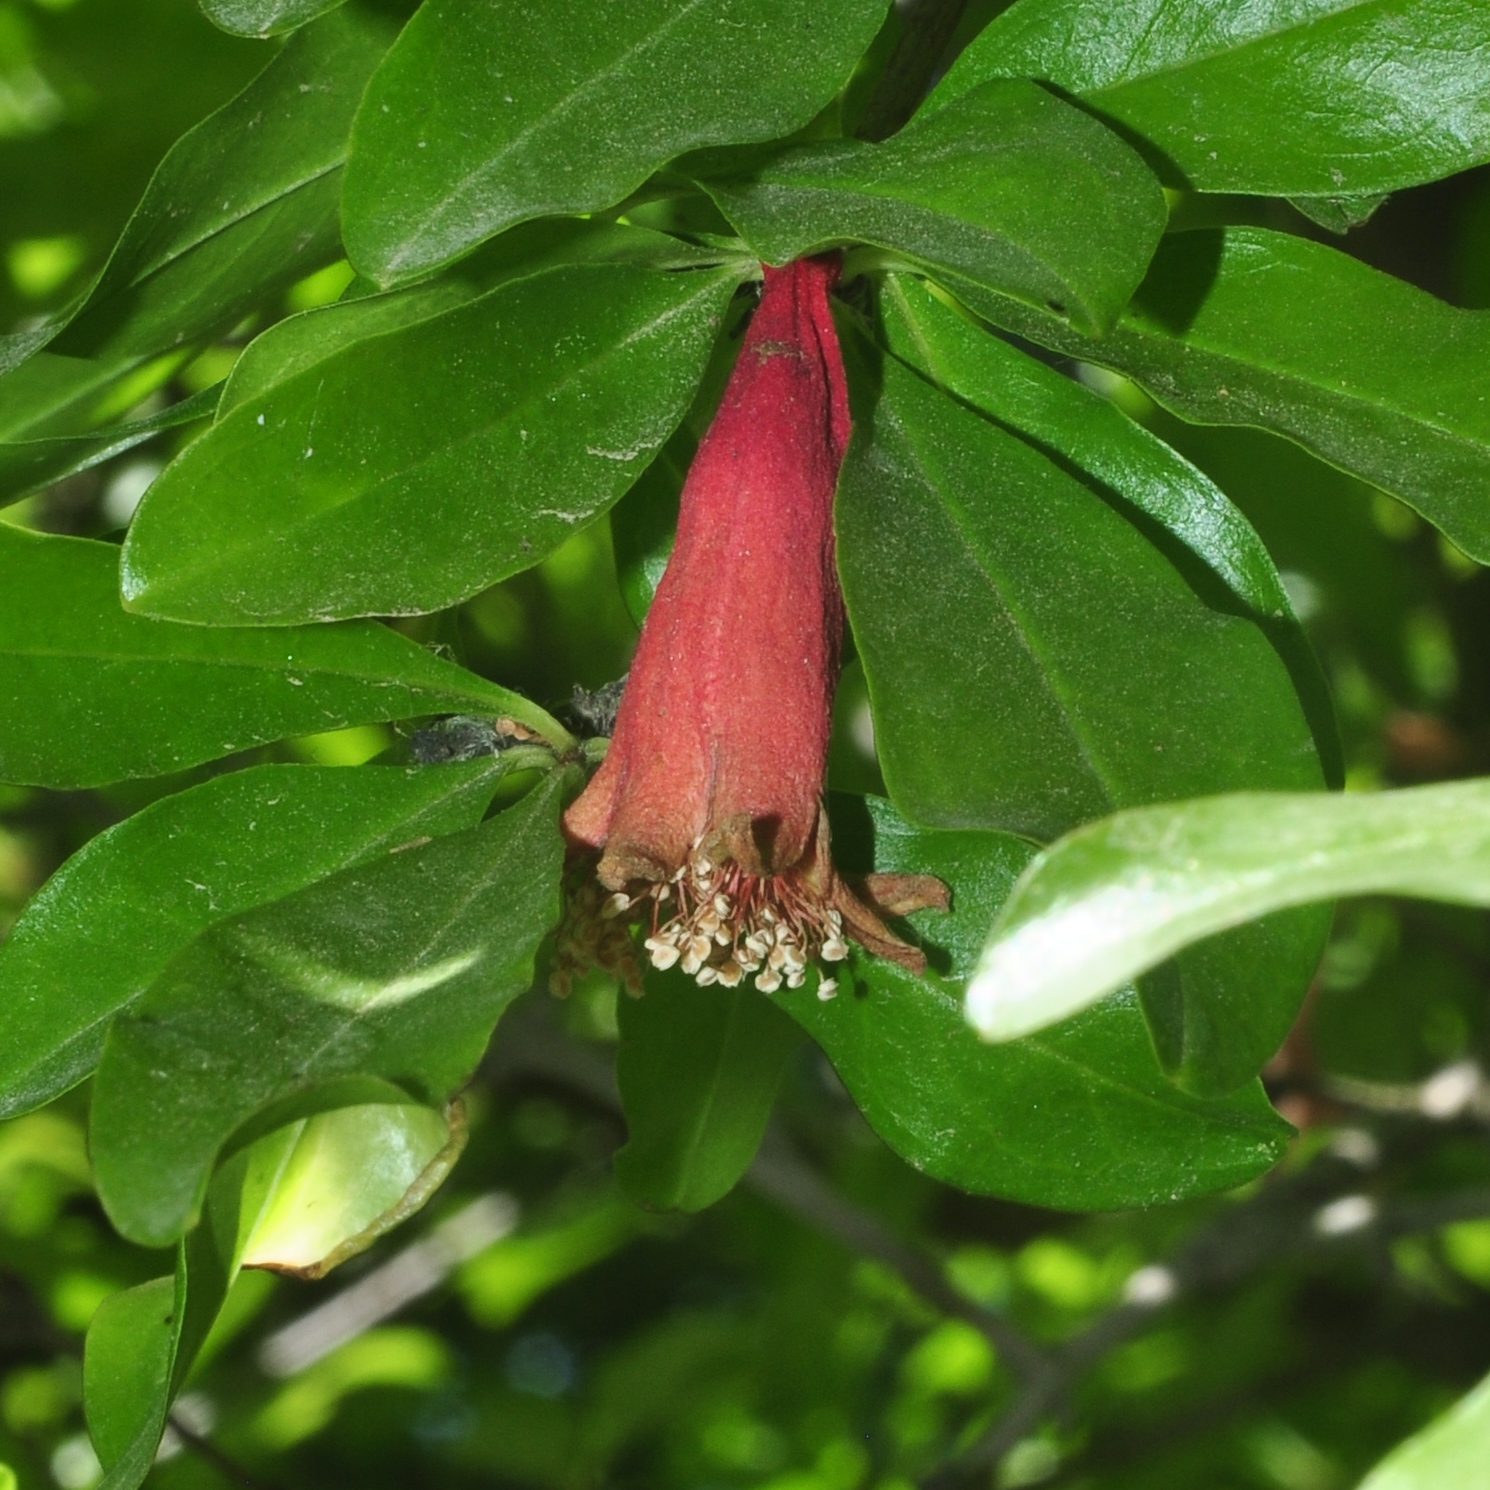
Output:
[[2, 2, 1490, 1489]]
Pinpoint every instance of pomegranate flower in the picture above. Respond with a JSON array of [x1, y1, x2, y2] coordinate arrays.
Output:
[[557, 255, 946, 998]]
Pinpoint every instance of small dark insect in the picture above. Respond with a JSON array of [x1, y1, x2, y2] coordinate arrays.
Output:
[[568, 675, 628, 738], [408, 715, 510, 764]]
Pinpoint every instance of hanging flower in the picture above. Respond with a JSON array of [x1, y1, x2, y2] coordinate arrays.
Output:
[[555, 255, 946, 999]]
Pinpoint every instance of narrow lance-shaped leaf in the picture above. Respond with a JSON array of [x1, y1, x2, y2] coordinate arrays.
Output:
[[777, 797, 1290, 1211], [90, 777, 564, 1247], [933, 0, 1490, 196], [876, 274, 1295, 623], [703, 80, 1166, 338], [342, 0, 889, 285], [12, 5, 397, 376], [120, 263, 745, 625], [967, 778, 1490, 1044], [0, 759, 518, 1120], [616, 971, 803, 1213], [946, 228, 1490, 563], [0, 527, 567, 788]]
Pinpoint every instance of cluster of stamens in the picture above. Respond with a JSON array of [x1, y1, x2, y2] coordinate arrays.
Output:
[[602, 842, 846, 1000]]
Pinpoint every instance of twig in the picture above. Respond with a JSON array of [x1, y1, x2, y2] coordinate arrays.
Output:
[[855, 0, 971, 142], [920, 1153, 1490, 1488], [166, 1415, 284, 1490]]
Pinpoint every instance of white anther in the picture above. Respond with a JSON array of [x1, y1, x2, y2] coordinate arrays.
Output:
[[644, 938, 680, 971], [717, 960, 743, 988], [756, 968, 782, 993], [695, 965, 719, 986], [688, 935, 712, 962], [681, 948, 705, 976], [696, 908, 721, 936], [786, 969, 805, 989], [600, 892, 631, 919], [821, 937, 849, 962], [768, 944, 787, 971], [760, 908, 778, 925], [713, 893, 731, 917], [817, 978, 838, 1002], [714, 927, 733, 946]]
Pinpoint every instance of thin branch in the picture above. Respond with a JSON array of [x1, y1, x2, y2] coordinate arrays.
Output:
[[166, 1415, 285, 1490], [920, 1156, 1490, 1488]]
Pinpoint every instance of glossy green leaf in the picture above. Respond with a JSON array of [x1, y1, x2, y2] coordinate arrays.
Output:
[[0, 527, 566, 788], [871, 278, 1345, 1087], [955, 228, 1490, 564], [219, 221, 735, 417], [935, 0, 1490, 196], [838, 341, 1322, 837], [239, 1100, 463, 1276], [875, 274, 1293, 623], [85, 1125, 294, 1488], [19, 6, 396, 375], [837, 341, 1327, 1092], [120, 263, 744, 625], [200, 0, 348, 38], [968, 778, 1490, 1044], [616, 973, 803, 1212], [84, 1276, 177, 1485], [778, 798, 1290, 1209], [703, 80, 1165, 337], [341, 0, 888, 285], [0, 759, 515, 1119], [1357, 1368, 1490, 1490], [90, 777, 564, 1246], [0, 385, 217, 508], [86, 1099, 461, 1488]]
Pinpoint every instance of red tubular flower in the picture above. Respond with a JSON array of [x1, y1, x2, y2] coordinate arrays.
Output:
[[558, 256, 946, 997]]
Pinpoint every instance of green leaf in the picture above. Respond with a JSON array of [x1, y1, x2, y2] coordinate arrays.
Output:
[[120, 263, 744, 625], [85, 1099, 462, 1489], [1357, 1368, 1490, 1490], [934, 0, 1490, 196], [968, 778, 1490, 1043], [838, 339, 1322, 836], [238, 1099, 465, 1277], [875, 274, 1294, 625], [219, 220, 736, 417], [0, 759, 514, 1119], [778, 797, 1290, 1209], [341, 0, 888, 285], [85, 1276, 177, 1484], [615, 972, 803, 1212], [200, 0, 348, 38], [702, 80, 1165, 337], [0, 527, 566, 788], [90, 777, 564, 1246], [16, 6, 397, 375], [954, 228, 1490, 565], [0, 385, 218, 509], [837, 339, 1327, 1092]]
